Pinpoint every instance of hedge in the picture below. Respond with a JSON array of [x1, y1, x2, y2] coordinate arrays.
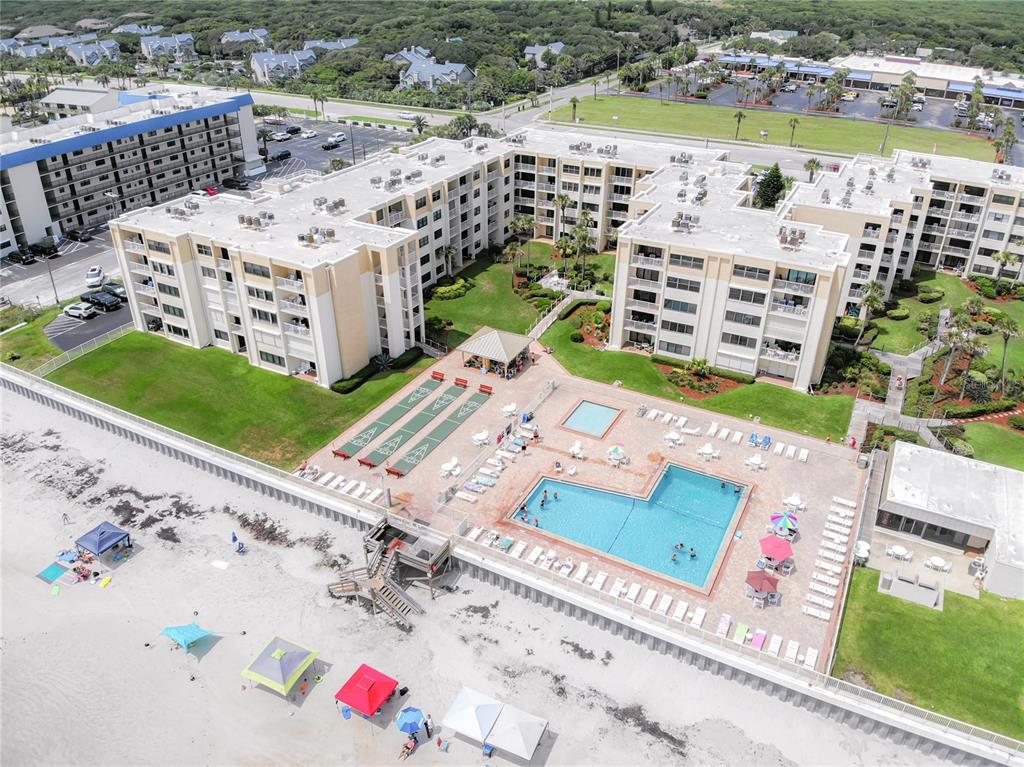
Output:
[[918, 289, 944, 303], [596, 300, 612, 314], [950, 438, 975, 457], [558, 298, 597, 320], [886, 308, 910, 320], [863, 424, 923, 452], [570, 331, 584, 343], [941, 399, 1018, 418], [1008, 414, 1024, 430], [330, 347, 424, 394]]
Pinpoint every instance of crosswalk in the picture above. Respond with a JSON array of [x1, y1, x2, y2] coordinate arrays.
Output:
[[44, 314, 84, 339]]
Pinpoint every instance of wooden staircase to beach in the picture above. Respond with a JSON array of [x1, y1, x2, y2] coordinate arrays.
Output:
[[327, 544, 424, 626]]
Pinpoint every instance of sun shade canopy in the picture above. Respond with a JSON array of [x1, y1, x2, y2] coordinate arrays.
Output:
[[759, 535, 793, 560], [456, 326, 532, 365], [442, 687, 548, 759], [335, 663, 398, 716], [75, 521, 130, 555], [442, 687, 503, 742], [745, 570, 779, 594], [161, 623, 212, 650], [241, 637, 318, 695]]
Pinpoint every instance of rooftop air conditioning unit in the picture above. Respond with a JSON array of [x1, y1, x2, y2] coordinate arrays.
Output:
[[324, 228, 335, 239], [370, 176, 382, 187], [334, 198, 345, 209], [390, 168, 402, 177], [304, 233, 314, 244], [238, 214, 247, 224]]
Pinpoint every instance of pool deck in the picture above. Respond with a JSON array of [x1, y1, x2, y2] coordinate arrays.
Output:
[[305, 346, 868, 671]]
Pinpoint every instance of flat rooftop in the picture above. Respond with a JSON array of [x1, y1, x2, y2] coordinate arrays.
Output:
[[893, 150, 1024, 190], [787, 156, 920, 217], [829, 54, 1024, 89], [622, 163, 850, 271], [883, 441, 1023, 569], [39, 86, 112, 107]]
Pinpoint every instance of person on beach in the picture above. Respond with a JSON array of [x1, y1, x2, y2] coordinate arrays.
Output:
[[425, 714, 433, 738]]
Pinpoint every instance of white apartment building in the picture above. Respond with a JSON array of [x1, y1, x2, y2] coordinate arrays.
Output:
[[0, 87, 263, 255]]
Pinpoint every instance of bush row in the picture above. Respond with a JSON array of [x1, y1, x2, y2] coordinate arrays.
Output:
[[558, 298, 597, 320], [941, 399, 1018, 418], [650, 355, 756, 384], [1008, 414, 1024, 430], [330, 347, 423, 394]]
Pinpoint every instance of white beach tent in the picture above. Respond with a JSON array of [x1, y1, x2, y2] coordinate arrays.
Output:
[[442, 687, 503, 742], [486, 703, 549, 760], [442, 687, 549, 760]]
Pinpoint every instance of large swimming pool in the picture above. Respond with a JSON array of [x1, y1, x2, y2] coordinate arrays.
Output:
[[518, 466, 744, 588], [561, 400, 621, 437]]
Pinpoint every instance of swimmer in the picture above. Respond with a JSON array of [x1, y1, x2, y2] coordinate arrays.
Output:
[[674, 543, 685, 550], [671, 553, 678, 562], [533, 518, 539, 527], [689, 547, 696, 559], [542, 489, 548, 502], [734, 484, 741, 494], [540, 497, 546, 509], [720, 480, 726, 489], [553, 491, 558, 501]]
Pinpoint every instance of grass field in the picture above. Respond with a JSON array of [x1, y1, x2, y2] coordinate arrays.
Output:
[[550, 96, 996, 161], [47, 332, 432, 469], [833, 568, 1024, 739], [962, 422, 1024, 471], [343, 115, 412, 127], [0, 303, 66, 371]]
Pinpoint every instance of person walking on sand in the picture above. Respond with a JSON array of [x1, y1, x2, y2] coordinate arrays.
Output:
[[425, 714, 433, 738]]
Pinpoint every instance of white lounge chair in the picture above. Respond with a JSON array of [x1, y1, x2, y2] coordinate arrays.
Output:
[[675, 416, 688, 428], [350, 481, 367, 496], [316, 471, 336, 486], [509, 541, 528, 559], [815, 559, 842, 575], [681, 426, 701, 436], [784, 640, 800, 663], [640, 588, 658, 610], [672, 601, 689, 623], [646, 409, 660, 421], [707, 422, 719, 438], [690, 607, 707, 628], [731, 431, 743, 444], [624, 583, 641, 603], [813, 572, 840, 587], [822, 541, 846, 554], [329, 475, 347, 490], [466, 527, 484, 542], [661, 411, 674, 423], [810, 582, 837, 598], [609, 577, 626, 597], [773, 441, 785, 456], [818, 549, 845, 563], [486, 458, 506, 470], [567, 465, 578, 476], [540, 549, 557, 569], [798, 448, 809, 463], [365, 488, 384, 504], [455, 491, 478, 503], [478, 467, 500, 479], [806, 593, 835, 610], [557, 559, 574, 577], [654, 594, 672, 616], [573, 562, 590, 583], [526, 546, 544, 565], [569, 440, 584, 459], [766, 634, 783, 657], [496, 449, 518, 461], [715, 613, 732, 637], [591, 571, 608, 591], [341, 480, 358, 494], [804, 647, 819, 670], [832, 496, 857, 508], [802, 604, 831, 621], [717, 428, 730, 441]]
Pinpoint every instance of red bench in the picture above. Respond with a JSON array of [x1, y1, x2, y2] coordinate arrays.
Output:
[[331, 448, 350, 459], [357, 458, 376, 468], [385, 467, 404, 477], [431, 371, 446, 382], [454, 377, 468, 388], [479, 384, 493, 395]]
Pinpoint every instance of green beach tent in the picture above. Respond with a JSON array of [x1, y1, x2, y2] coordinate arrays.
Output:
[[241, 636, 319, 696]]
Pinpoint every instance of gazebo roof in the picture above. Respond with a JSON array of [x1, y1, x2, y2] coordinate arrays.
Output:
[[455, 326, 532, 365]]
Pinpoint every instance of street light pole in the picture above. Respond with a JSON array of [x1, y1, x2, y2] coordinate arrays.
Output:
[[44, 255, 59, 305]]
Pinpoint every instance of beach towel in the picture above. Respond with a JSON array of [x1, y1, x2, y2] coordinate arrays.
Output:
[[37, 562, 68, 583], [51, 585, 61, 597], [57, 551, 79, 564], [211, 560, 230, 570], [99, 576, 112, 588]]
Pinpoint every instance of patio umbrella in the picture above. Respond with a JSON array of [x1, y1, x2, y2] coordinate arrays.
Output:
[[784, 493, 804, 508], [770, 510, 799, 530], [759, 535, 793, 561], [745, 570, 779, 595], [396, 706, 425, 735], [160, 623, 212, 651], [607, 444, 627, 461]]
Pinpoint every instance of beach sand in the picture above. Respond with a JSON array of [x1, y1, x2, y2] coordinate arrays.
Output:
[[0, 396, 941, 766]]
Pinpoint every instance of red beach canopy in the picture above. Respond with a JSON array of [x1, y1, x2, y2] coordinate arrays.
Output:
[[335, 663, 399, 716]]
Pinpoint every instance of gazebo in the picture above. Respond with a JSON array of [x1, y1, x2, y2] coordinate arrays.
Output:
[[456, 326, 533, 377], [241, 636, 318, 696], [442, 686, 548, 760], [75, 521, 130, 556], [335, 663, 398, 717]]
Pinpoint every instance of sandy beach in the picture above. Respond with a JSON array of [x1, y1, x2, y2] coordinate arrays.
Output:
[[0, 394, 943, 767]]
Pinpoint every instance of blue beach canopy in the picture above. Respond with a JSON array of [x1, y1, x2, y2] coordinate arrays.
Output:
[[161, 623, 212, 650], [75, 521, 130, 555], [396, 707, 426, 734]]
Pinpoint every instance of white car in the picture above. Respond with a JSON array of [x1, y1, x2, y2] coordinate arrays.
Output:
[[781, 83, 797, 93], [301, 130, 318, 139], [840, 93, 856, 102], [329, 131, 348, 143], [271, 131, 290, 141], [64, 302, 97, 319], [398, 111, 417, 121], [911, 103, 924, 112], [85, 265, 104, 287]]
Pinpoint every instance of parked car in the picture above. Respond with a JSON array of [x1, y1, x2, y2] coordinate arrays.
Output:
[[911, 103, 924, 112], [840, 93, 857, 102], [271, 131, 290, 141], [29, 240, 59, 258], [101, 282, 127, 300], [328, 131, 348, 143], [64, 228, 93, 242], [398, 111, 417, 121], [284, 125, 302, 135], [221, 177, 250, 190], [321, 140, 342, 150], [80, 290, 121, 311], [300, 129, 318, 138], [263, 116, 285, 125], [189, 188, 218, 198], [5, 249, 36, 265], [880, 98, 898, 109], [780, 83, 797, 93], [912, 94, 926, 104], [64, 302, 97, 319], [269, 149, 291, 162], [85, 265, 105, 287]]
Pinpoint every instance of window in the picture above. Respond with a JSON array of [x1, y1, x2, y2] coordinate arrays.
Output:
[[201, 266, 216, 279], [213, 329, 229, 341], [562, 164, 579, 175], [660, 320, 693, 335], [992, 194, 1015, 206], [729, 287, 766, 305], [246, 286, 273, 302], [259, 351, 285, 366], [663, 298, 696, 314], [196, 243, 213, 256], [561, 181, 579, 193], [250, 307, 277, 325], [167, 324, 190, 339], [415, 196, 427, 210], [147, 239, 171, 254], [162, 303, 185, 318], [431, 190, 441, 202], [666, 276, 700, 293], [732, 264, 770, 281], [981, 229, 1004, 241], [418, 236, 429, 248], [151, 262, 175, 276], [156, 282, 180, 297], [988, 211, 1008, 223], [725, 310, 761, 327], [669, 254, 704, 269], [658, 340, 691, 356], [243, 261, 271, 279], [583, 167, 602, 178], [583, 184, 602, 196], [780, 269, 817, 286], [433, 210, 442, 221], [416, 216, 428, 229], [636, 245, 663, 259], [721, 332, 757, 349]]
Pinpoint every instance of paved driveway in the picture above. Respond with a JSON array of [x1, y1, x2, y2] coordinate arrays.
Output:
[[44, 303, 133, 352]]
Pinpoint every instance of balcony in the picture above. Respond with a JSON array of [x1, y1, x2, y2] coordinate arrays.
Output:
[[280, 299, 308, 316], [135, 283, 156, 296], [388, 211, 407, 226], [487, 170, 500, 182], [536, 182, 555, 193], [630, 254, 663, 268], [959, 192, 986, 204], [123, 240, 146, 255], [848, 288, 864, 299], [513, 163, 536, 172], [536, 213, 554, 224], [625, 298, 659, 312], [912, 202, 924, 210], [624, 319, 657, 332], [611, 174, 633, 184], [608, 192, 632, 202], [769, 301, 808, 317], [628, 276, 662, 291], [880, 254, 894, 265], [861, 229, 881, 240], [852, 269, 872, 280], [923, 224, 946, 235], [943, 245, 969, 258], [217, 257, 232, 270], [884, 233, 899, 245], [890, 214, 904, 224], [930, 189, 956, 200], [275, 276, 304, 292], [760, 346, 800, 363], [283, 323, 311, 338], [772, 278, 814, 295], [951, 210, 980, 223], [128, 260, 150, 274]]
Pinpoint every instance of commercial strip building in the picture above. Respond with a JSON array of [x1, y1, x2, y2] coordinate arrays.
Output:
[[0, 87, 263, 255], [107, 128, 1022, 390], [875, 441, 1023, 599]]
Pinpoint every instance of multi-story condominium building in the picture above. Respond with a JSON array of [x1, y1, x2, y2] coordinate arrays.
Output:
[[107, 126, 1023, 390], [250, 50, 318, 84], [304, 38, 358, 52], [140, 33, 197, 63], [0, 88, 262, 255], [65, 40, 120, 67], [220, 28, 271, 51], [111, 23, 165, 35]]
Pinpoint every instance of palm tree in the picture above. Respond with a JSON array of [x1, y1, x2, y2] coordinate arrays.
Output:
[[787, 117, 799, 147], [569, 96, 579, 121], [806, 83, 817, 110], [554, 193, 571, 238], [854, 280, 885, 347], [935, 312, 973, 395], [804, 157, 822, 182], [411, 115, 428, 135], [450, 112, 478, 139], [992, 249, 1019, 290], [733, 110, 746, 140], [993, 315, 1020, 394], [256, 126, 272, 157], [958, 336, 988, 400], [572, 210, 595, 286], [510, 213, 535, 270], [554, 234, 574, 260]]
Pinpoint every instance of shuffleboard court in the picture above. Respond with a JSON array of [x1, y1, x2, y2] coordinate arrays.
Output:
[[359, 385, 465, 467], [332, 377, 441, 458], [387, 391, 490, 477]]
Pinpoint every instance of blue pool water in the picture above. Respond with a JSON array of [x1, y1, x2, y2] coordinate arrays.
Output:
[[562, 400, 621, 437], [518, 466, 743, 588]]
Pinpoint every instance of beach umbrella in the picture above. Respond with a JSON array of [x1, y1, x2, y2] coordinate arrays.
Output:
[[745, 570, 779, 595], [784, 493, 804, 508], [759, 535, 793, 561], [607, 444, 627, 460], [160, 623, 212, 651], [770, 510, 799, 530], [396, 706, 425, 735]]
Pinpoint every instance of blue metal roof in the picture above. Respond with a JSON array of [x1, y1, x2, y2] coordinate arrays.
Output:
[[0, 93, 253, 172], [946, 81, 1024, 99]]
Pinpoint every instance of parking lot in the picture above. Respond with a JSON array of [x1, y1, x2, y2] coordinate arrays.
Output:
[[254, 116, 413, 182], [44, 303, 132, 351]]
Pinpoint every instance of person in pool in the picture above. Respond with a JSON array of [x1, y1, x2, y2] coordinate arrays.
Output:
[[689, 547, 697, 559], [674, 543, 685, 550], [671, 553, 678, 562]]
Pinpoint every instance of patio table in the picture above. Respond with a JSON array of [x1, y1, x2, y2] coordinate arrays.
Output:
[[928, 555, 948, 570], [890, 544, 908, 559]]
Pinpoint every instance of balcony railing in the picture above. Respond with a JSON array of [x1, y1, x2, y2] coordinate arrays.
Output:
[[769, 302, 809, 317], [943, 245, 969, 258], [861, 229, 881, 240], [852, 269, 872, 280], [536, 182, 556, 193], [930, 189, 956, 200], [135, 283, 156, 296], [513, 163, 536, 172], [912, 202, 923, 210], [280, 299, 308, 316], [959, 192, 986, 204], [630, 254, 664, 268], [608, 193, 632, 202], [848, 288, 865, 299], [611, 174, 633, 184], [628, 276, 662, 291], [951, 210, 980, 223], [275, 276, 304, 292], [772, 278, 814, 295], [128, 260, 150, 274], [923, 224, 946, 235], [626, 298, 659, 312], [885, 233, 899, 245], [624, 319, 657, 332], [388, 211, 407, 226], [123, 240, 146, 254], [283, 323, 311, 338], [760, 346, 800, 363], [890, 214, 904, 224]]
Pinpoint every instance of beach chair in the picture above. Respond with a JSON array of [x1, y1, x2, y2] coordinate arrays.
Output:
[[813, 572, 840, 587], [464, 482, 487, 494], [661, 411, 674, 424], [526, 546, 544, 565], [640, 588, 658, 610], [591, 571, 608, 591], [832, 496, 857, 508], [466, 527, 484, 542], [317, 471, 336, 486], [717, 428, 730, 441], [497, 537, 515, 552], [624, 583, 641, 603], [806, 593, 835, 610], [365, 488, 384, 504], [773, 441, 785, 456], [732, 622, 749, 645], [765, 634, 783, 657], [567, 466, 578, 476], [748, 432, 760, 447], [751, 629, 767, 651], [540, 550, 558, 569], [655, 594, 672, 616], [681, 426, 701, 436], [486, 458, 506, 470], [350, 481, 368, 497], [329, 475, 347, 490], [810, 582, 837, 598], [557, 559, 574, 577], [646, 409, 660, 421], [822, 541, 846, 554], [818, 549, 844, 563], [483, 531, 500, 546], [760, 435, 772, 451], [731, 431, 743, 444], [509, 541, 527, 559], [690, 607, 707, 628], [715, 613, 732, 637], [815, 559, 842, 575], [455, 491, 478, 503], [573, 562, 590, 583], [804, 647, 819, 670], [496, 449, 518, 461], [672, 601, 689, 623], [798, 448, 809, 463], [785, 445, 797, 459], [471, 475, 497, 487], [706, 422, 719, 438], [341, 479, 359, 494], [569, 440, 584, 459], [609, 577, 626, 597], [478, 467, 500, 479], [675, 416, 688, 428], [784, 640, 800, 663]]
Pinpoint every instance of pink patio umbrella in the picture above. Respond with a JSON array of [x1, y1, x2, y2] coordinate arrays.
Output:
[[759, 535, 793, 561], [745, 570, 779, 595]]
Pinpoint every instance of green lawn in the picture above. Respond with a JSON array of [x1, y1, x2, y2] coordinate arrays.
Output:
[[47, 332, 432, 470], [962, 422, 1024, 471], [0, 303, 67, 371], [343, 115, 412, 127], [834, 568, 1024, 739], [550, 96, 996, 161], [542, 318, 853, 439]]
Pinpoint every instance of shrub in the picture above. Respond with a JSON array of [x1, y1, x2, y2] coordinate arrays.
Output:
[[1016, 286, 1024, 300], [711, 367, 756, 384], [1008, 415, 1024, 430], [569, 315, 583, 329], [918, 290, 944, 303], [559, 299, 596, 320], [973, 320, 993, 335], [950, 438, 975, 457], [976, 283, 997, 299], [861, 326, 879, 345], [595, 300, 612, 314], [330, 348, 423, 394], [834, 317, 860, 340], [431, 278, 472, 300], [885, 308, 910, 320], [895, 278, 917, 295], [535, 298, 552, 312], [964, 371, 992, 403], [864, 424, 923, 452], [569, 331, 584, 343], [919, 383, 935, 396], [942, 399, 1017, 418]]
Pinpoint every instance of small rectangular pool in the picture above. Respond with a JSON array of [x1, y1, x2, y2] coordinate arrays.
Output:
[[516, 465, 744, 588], [561, 400, 621, 438]]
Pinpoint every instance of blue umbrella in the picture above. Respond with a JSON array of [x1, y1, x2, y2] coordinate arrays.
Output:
[[396, 706, 425, 735]]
